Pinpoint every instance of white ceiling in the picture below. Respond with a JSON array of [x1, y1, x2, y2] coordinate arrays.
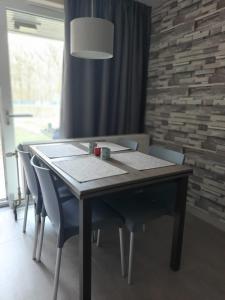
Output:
[[31, 0, 163, 10], [46, 0, 164, 9]]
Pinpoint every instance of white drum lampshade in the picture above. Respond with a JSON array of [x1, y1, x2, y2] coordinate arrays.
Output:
[[70, 17, 114, 59]]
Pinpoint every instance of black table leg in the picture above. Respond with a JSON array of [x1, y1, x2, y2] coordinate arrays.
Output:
[[79, 199, 92, 300], [170, 176, 188, 271]]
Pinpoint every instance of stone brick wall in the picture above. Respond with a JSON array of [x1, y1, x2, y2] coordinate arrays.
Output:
[[146, 0, 225, 228]]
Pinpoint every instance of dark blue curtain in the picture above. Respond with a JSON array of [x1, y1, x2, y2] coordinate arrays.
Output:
[[60, 0, 151, 138]]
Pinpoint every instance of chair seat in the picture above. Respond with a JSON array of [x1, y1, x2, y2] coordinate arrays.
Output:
[[105, 198, 162, 232], [57, 185, 73, 199], [61, 198, 124, 245], [30, 180, 72, 216], [61, 199, 79, 242], [92, 200, 124, 229], [55, 179, 73, 199], [140, 181, 177, 213], [41, 185, 73, 218], [105, 182, 177, 232]]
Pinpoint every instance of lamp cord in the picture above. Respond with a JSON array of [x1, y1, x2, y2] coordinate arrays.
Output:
[[91, 0, 94, 17]]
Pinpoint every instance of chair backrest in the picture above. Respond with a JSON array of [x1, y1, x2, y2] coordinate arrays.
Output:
[[118, 139, 138, 151], [17, 144, 39, 200], [148, 145, 184, 165], [31, 155, 61, 232]]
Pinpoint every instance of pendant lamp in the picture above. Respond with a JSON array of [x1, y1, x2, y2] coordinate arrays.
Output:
[[70, 0, 114, 59]]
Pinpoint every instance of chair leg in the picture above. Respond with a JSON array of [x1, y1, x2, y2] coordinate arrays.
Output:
[[52, 247, 62, 300], [34, 203, 36, 219], [36, 216, 46, 262], [32, 214, 40, 260], [92, 230, 96, 243], [119, 227, 126, 278], [96, 229, 101, 247], [128, 232, 134, 285], [22, 194, 30, 233], [142, 224, 146, 232]]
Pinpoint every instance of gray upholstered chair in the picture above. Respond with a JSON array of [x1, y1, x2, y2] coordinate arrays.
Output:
[[105, 145, 185, 284], [31, 155, 125, 300]]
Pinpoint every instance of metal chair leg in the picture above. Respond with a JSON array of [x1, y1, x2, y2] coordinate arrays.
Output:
[[96, 229, 101, 247], [52, 247, 62, 300], [92, 230, 96, 242], [128, 232, 134, 285], [22, 194, 30, 233], [36, 216, 46, 262], [142, 224, 146, 232], [32, 214, 40, 260], [119, 227, 126, 278]]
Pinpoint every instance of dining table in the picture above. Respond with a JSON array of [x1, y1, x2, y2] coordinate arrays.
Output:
[[29, 135, 193, 300]]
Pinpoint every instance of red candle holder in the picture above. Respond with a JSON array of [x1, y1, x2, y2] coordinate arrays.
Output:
[[94, 147, 101, 157]]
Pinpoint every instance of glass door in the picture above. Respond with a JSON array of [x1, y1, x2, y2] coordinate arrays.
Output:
[[0, 1, 64, 205], [7, 10, 64, 144], [0, 113, 6, 203]]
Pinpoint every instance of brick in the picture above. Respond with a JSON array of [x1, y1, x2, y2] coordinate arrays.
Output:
[[146, 0, 225, 218]]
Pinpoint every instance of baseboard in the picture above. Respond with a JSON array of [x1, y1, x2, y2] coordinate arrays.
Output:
[[187, 204, 225, 233]]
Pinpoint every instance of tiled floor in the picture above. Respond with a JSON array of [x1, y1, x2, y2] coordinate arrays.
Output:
[[0, 206, 224, 300]]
